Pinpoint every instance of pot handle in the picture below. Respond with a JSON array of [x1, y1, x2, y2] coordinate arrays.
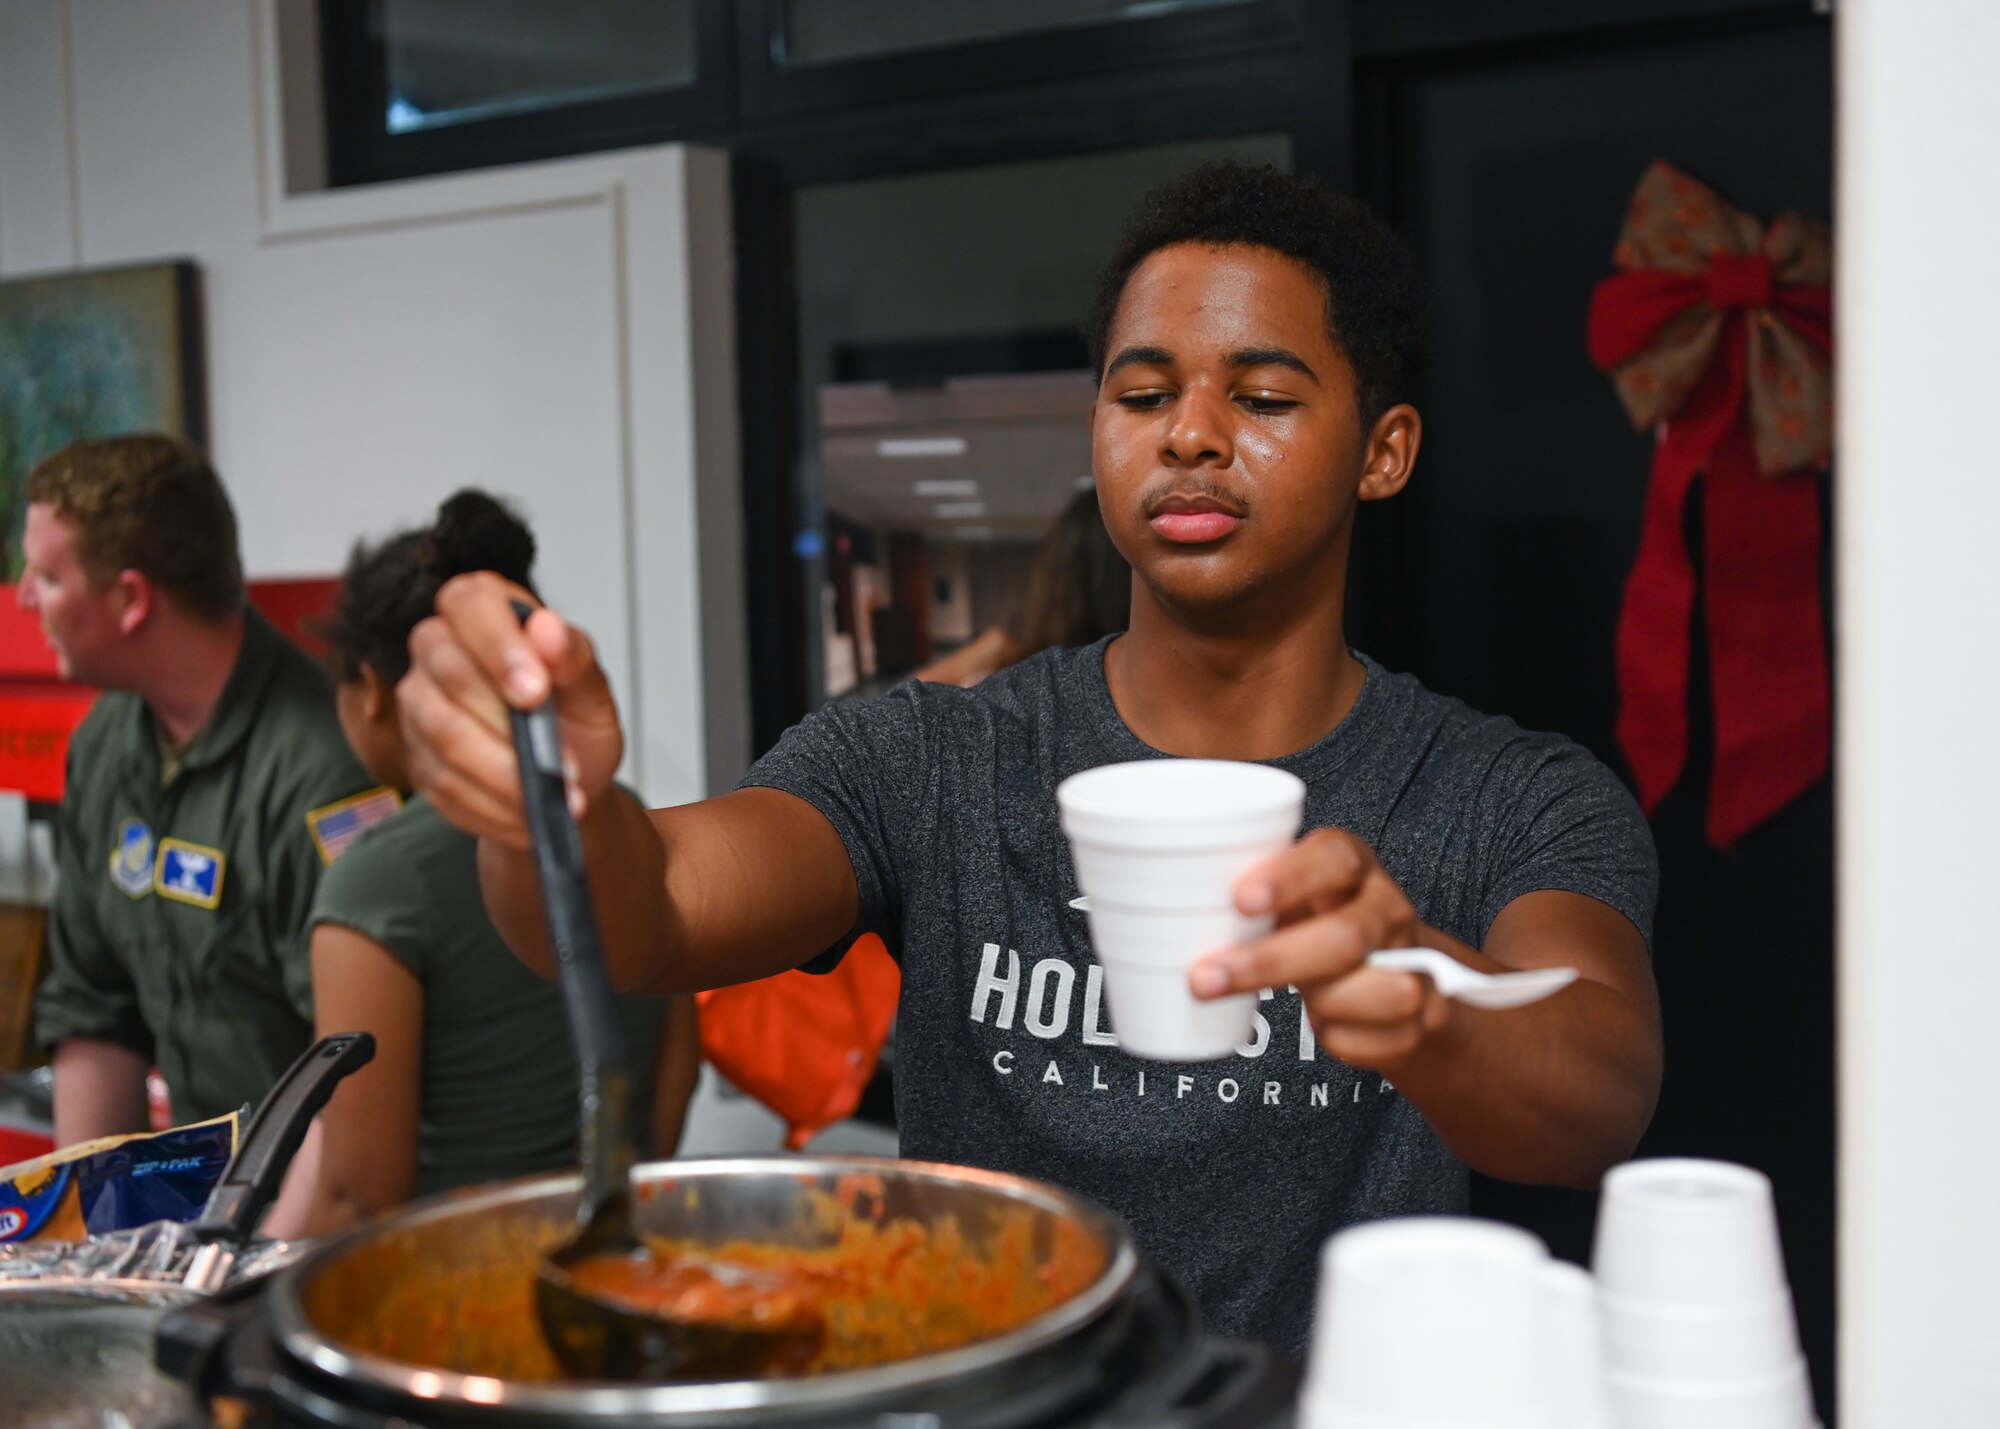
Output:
[[188, 1031, 376, 1246], [160, 1283, 401, 1429], [1088, 1333, 1301, 1429], [154, 1281, 264, 1403]]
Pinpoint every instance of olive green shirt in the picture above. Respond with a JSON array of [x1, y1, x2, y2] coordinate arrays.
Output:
[[35, 609, 379, 1123], [309, 794, 670, 1197]]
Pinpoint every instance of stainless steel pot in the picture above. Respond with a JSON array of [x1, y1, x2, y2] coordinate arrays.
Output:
[[216, 1155, 1145, 1424]]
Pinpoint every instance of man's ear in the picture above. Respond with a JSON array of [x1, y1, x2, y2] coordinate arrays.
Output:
[[110, 570, 153, 636], [1357, 404, 1422, 502]]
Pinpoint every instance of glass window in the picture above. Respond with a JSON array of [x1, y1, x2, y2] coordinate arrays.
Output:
[[780, 0, 1259, 67], [374, 0, 697, 135]]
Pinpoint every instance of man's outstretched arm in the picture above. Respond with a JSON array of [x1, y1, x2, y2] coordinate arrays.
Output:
[[1192, 830, 1661, 1188], [402, 572, 858, 994]]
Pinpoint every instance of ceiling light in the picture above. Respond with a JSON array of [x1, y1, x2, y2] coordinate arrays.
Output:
[[949, 526, 995, 541], [1074, 474, 1096, 491], [932, 501, 988, 519], [914, 479, 980, 497], [877, 437, 968, 458]]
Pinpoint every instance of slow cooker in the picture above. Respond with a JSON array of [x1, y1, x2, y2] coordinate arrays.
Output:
[[157, 1156, 1300, 1428]]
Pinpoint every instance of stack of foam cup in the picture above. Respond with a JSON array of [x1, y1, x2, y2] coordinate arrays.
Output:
[[1296, 1217, 1613, 1429], [1055, 759, 1306, 1061], [1592, 1158, 1819, 1429]]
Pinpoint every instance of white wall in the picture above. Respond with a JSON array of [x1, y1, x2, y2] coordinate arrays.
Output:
[[0, 0, 747, 804], [1837, 2, 2000, 1424]]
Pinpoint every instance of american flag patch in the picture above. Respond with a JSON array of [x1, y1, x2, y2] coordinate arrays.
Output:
[[306, 786, 405, 865]]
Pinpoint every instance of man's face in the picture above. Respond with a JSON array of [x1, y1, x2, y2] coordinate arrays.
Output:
[[1091, 242, 1369, 617], [18, 504, 125, 683]]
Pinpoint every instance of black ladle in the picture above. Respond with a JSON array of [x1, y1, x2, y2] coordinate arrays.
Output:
[[508, 603, 821, 1382]]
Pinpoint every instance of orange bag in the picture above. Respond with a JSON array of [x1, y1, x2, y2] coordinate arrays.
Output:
[[695, 933, 900, 1149]]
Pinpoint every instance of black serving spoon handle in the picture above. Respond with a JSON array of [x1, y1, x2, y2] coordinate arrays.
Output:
[[506, 600, 635, 1237]]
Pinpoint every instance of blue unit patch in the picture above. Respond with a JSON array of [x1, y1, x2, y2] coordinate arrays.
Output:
[[108, 819, 155, 898], [306, 786, 403, 865], [155, 838, 226, 910]]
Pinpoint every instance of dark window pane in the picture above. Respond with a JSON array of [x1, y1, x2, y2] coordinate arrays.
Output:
[[780, 0, 1258, 66], [377, 0, 696, 135]]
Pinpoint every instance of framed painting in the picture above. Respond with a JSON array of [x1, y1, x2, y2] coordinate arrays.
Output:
[[0, 260, 205, 580]]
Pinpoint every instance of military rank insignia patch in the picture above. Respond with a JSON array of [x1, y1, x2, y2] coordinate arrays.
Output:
[[109, 819, 155, 898], [155, 838, 226, 909], [306, 786, 404, 865]]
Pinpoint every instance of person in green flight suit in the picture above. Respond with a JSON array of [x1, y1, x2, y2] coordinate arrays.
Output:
[[19, 435, 389, 1145]]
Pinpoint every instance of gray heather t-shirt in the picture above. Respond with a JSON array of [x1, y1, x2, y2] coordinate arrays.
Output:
[[743, 638, 1655, 1356]]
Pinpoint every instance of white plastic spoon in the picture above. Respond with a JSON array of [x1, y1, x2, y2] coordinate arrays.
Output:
[[1067, 896, 1583, 1010], [1365, 947, 1578, 1010]]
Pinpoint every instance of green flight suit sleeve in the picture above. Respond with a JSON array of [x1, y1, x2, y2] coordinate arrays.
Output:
[[34, 748, 153, 1060]]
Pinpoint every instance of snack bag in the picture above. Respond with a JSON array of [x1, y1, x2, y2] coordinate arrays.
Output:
[[0, 1112, 240, 1242]]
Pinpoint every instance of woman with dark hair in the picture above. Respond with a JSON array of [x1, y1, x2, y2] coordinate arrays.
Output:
[[277, 491, 698, 1236]]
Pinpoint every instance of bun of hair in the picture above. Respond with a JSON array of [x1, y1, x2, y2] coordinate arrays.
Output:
[[419, 488, 536, 589], [329, 488, 540, 685]]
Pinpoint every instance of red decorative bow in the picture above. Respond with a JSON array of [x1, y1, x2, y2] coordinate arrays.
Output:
[[1587, 161, 1833, 848]]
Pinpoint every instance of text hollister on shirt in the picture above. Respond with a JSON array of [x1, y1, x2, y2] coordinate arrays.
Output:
[[967, 942, 1393, 1109]]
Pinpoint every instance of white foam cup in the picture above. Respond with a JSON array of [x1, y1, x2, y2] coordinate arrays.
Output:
[[1068, 841, 1289, 909], [1543, 1261, 1615, 1429], [1057, 758, 1307, 850], [1086, 883, 1268, 1057], [1093, 956, 1262, 1061], [1593, 1158, 1790, 1312], [1057, 760, 1304, 1061], [1299, 1217, 1561, 1427], [1596, 1289, 1803, 1381], [1605, 1360, 1817, 1429], [1059, 758, 1306, 905], [1079, 901, 1270, 966]]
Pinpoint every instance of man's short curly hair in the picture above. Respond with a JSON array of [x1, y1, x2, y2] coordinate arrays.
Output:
[[24, 434, 245, 621], [1083, 161, 1425, 428]]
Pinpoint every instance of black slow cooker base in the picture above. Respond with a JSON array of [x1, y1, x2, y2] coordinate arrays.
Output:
[[188, 1261, 1296, 1429]]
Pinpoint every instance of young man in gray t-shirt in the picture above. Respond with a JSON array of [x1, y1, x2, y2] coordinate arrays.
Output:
[[397, 162, 1663, 1357]]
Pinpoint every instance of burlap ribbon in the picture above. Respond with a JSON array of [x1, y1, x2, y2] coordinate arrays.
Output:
[[1587, 160, 1833, 848]]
